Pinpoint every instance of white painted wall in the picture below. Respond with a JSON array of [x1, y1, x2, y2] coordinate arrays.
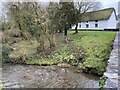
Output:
[[97, 20, 108, 30], [106, 11, 117, 29], [72, 11, 117, 30], [72, 20, 108, 30]]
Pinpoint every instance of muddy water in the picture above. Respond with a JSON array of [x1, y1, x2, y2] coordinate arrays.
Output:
[[2, 64, 99, 88]]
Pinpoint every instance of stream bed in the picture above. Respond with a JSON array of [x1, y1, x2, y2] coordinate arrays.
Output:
[[2, 64, 100, 88]]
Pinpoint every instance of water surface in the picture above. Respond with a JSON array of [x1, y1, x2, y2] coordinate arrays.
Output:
[[2, 64, 99, 88]]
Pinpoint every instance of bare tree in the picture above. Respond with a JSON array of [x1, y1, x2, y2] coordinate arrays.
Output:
[[0, 2, 10, 31], [74, 0, 101, 33]]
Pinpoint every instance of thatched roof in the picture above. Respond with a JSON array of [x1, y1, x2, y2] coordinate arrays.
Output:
[[81, 8, 117, 22]]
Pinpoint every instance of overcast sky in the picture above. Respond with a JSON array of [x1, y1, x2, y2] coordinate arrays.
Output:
[[101, 0, 119, 14], [0, 0, 119, 14]]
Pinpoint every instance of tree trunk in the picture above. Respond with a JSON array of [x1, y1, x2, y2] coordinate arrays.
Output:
[[39, 40, 44, 51], [44, 32, 55, 48], [64, 27, 68, 42], [49, 38, 55, 48], [36, 37, 45, 53], [47, 34, 55, 48], [2, 23, 5, 31], [75, 24, 78, 33], [50, 33, 55, 48], [64, 27, 67, 36], [18, 21, 23, 37], [18, 23, 22, 30]]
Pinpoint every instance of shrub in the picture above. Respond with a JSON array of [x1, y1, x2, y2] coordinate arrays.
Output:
[[48, 45, 87, 66], [2, 45, 12, 63], [68, 45, 88, 63]]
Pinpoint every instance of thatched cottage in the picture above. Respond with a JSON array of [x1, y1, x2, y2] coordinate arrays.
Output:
[[72, 8, 117, 30]]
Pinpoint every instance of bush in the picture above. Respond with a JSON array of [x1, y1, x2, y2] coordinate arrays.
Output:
[[2, 45, 12, 63], [47, 45, 87, 66], [68, 45, 87, 63]]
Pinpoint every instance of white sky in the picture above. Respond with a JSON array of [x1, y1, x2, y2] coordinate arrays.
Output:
[[100, 0, 119, 14], [0, 0, 119, 14]]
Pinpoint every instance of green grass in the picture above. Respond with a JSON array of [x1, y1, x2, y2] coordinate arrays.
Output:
[[4, 31, 116, 75], [69, 31, 115, 75]]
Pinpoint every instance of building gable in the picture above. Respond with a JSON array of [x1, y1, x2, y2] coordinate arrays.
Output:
[[80, 8, 117, 22]]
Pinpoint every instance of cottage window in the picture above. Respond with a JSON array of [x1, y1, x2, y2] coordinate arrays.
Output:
[[95, 20, 98, 22], [95, 24, 98, 27], [79, 24, 81, 28], [86, 24, 89, 28]]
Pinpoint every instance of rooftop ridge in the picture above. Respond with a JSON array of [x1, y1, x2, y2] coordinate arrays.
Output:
[[86, 8, 115, 14], [80, 8, 116, 22]]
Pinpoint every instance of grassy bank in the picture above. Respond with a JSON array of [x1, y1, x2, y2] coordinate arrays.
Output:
[[71, 31, 116, 75], [3, 31, 116, 76]]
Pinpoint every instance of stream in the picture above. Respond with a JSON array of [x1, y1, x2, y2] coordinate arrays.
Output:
[[2, 64, 99, 88]]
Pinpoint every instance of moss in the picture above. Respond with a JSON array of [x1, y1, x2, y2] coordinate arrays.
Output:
[[81, 8, 115, 22]]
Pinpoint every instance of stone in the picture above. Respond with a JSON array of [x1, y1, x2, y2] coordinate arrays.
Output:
[[4, 82, 17, 87], [104, 73, 118, 79], [104, 32, 119, 88], [105, 79, 118, 88], [106, 68, 118, 73]]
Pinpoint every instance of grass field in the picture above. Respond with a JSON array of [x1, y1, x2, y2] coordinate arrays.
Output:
[[69, 31, 116, 75], [3, 31, 116, 76]]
